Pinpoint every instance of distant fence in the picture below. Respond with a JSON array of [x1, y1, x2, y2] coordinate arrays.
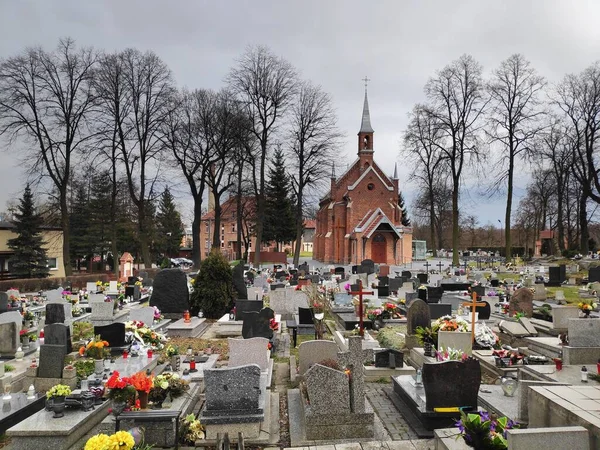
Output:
[[248, 251, 288, 264]]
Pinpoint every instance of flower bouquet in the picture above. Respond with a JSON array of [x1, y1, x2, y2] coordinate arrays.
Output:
[[129, 371, 153, 394], [46, 384, 72, 399], [366, 308, 383, 321], [433, 315, 469, 332], [474, 323, 498, 349], [79, 335, 111, 360], [269, 318, 279, 331], [435, 347, 468, 361], [165, 345, 179, 357], [149, 372, 189, 405], [456, 410, 519, 449], [180, 413, 205, 444], [153, 306, 163, 322], [106, 371, 136, 404], [578, 299, 597, 317], [84, 431, 135, 450]]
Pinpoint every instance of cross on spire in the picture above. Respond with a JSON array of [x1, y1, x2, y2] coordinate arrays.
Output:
[[362, 76, 371, 91]]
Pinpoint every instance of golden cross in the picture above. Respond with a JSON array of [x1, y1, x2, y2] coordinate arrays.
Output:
[[349, 279, 374, 337], [462, 292, 486, 343]]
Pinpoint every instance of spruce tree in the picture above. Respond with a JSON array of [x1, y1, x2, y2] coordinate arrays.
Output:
[[399, 191, 411, 227], [263, 147, 296, 250], [8, 185, 50, 278], [155, 187, 184, 259]]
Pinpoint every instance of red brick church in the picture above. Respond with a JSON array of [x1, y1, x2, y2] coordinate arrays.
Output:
[[313, 89, 412, 265]]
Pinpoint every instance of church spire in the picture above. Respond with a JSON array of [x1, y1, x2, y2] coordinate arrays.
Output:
[[393, 163, 398, 180], [331, 162, 336, 179], [359, 78, 374, 133]]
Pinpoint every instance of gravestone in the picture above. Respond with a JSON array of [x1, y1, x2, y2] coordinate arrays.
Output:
[[298, 307, 314, 325], [45, 289, 62, 303], [0, 311, 22, 337], [359, 259, 375, 275], [44, 323, 72, 353], [45, 303, 66, 325], [422, 358, 480, 412], [241, 308, 274, 340], [374, 349, 403, 368], [235, 299, 263, 321], [228, 337, 270, 371], [124, 285, 141, 301], [472, 285, 486, 298], [426, 286, 443, 303], [337, 336, 368, 414], [378, 275, 389, 286], [418, 288, 427, 301], [233, 263, 248, 300], [476, 301, 491, 320], [402, 271, 412, 279], [305, 364, 350, 414], [298, 340, 339, 375], [88, 293, 106, 303], [94, 323, 127, 348], [428, 303, 452, 320], [334, 267, 345, 278], [129, 306, 155, 326], [0, 322, 18, 355], [379, 265, 390, 277], [246, 287, 263, 301], [334, 292, 352, 306], [416, 273, 428, 284], [377, 285, 389, 297], [407, 300, 431, 335], [0, 292, 8, 313], [149, 269, 189, 314], [490, 279, 500, 288], [86, 282, 97, 293], [143, 277, 153, 287], [589, 267, 600, 283], [298, 262, 309, 274], [202, 364, 263, 417], [510, 288, 534, 317], [553, 306, 581, 330], [38, 344, 67, 379], [91, 301, 114, 321]]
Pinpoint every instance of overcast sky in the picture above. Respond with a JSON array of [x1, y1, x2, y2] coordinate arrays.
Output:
[[1, 0, 600, 228]]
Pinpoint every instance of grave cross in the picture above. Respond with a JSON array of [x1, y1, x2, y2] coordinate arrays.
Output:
[[337, 336, 365, 413], [462, 292, 486, 343], [436, 261, 444, 273], [349, 279, 373, 337], [424, 262, 431, 274]]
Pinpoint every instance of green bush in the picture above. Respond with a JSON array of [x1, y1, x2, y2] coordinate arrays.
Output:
[[377, 326, 406, 350], [189, 249, 234, 319]]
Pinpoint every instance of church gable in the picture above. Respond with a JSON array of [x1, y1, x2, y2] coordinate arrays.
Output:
[[347, 165, 394, 192]]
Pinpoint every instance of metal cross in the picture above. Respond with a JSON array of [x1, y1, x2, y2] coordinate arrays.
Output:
[[362, 76, 371, 90], [436, 261, 444, 272], [424, 261, 431, 274], [349, 279, 374, 337]]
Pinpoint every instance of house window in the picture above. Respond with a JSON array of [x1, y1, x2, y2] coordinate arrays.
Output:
[[231, 224, 236, 233], [47, 257, 58, 270], [221, 241, 225, 248], [205, 239, 209, 249], [205, 222, 209, 233]]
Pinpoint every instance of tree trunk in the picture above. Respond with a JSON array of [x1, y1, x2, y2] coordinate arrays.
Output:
[[137, 201, 152, 268], [505, 157, 514, 261], [236, 168, 243, 261], [213, 194, 222, 250], [580, 192, 590, 254], [429, 189, 437, 257], [556, 176, 565, 254], [60, 190, 72, 276], [191, 197, 202, 269], [293, 191, 303, 266], [452, 181, 459, 266]]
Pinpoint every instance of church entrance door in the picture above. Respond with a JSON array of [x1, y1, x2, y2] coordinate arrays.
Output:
[[371, 233, 387, 263]]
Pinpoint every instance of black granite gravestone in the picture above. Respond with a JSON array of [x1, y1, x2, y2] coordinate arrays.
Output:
[[472, 285, 486, 298], [233, 262, 248, 300], [235, 299, 263, 321], [407, 299, 431, 335], [125, 286, 135, 298], [298, 307, 314, 325], [378, 276, 389, 286], [351, 265, 358, 275], [428, 303, 452, 320], [375, 349, 404, 368], [334, 267, 345, 278], [389, 278, 404, 294], [128, 276, 138, 285], [590, 267, 600, 283], [401, 271, 412, 279], [417, 273, 428, 284], [422, 359, 480, 412], [475, 301, 491, 320], [38, 344, 67, 379], [44, 323, 72, 354], [149, 269, 189, 314], [0, 293, 7, 314], [418, 288, 427, 301], [241, 307, 275, 340], [377, 285, 390, 297], [94, 323, 127, 348], [490, 279, 499, 287], [426, 286, 443, 303], [359, 259, 375, 275], [45, 303, 66, 325]]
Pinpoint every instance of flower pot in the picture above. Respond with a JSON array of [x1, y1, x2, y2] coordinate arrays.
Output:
[[170, 355, 180, 371], [21, 336, 29, 349], [137, 390, 149, 409], [52, 396, 66, 418], [94, 359, 104, 376]]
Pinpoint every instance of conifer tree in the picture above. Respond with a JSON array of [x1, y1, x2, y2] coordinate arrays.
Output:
[[155, 187, 184, 259], [399, 191, 411, 227], [263, 146, 296, 250], [8, 185, 50, 278]]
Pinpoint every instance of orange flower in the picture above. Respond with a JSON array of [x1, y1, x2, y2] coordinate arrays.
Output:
[[129, 371, 154, 393], [79, 347, 85, 356]]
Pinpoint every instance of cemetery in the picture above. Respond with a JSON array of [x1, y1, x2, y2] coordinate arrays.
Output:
[[0, 257, 599, 449]]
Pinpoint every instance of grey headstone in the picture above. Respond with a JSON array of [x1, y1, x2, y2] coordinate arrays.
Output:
[[0, 322, 18, 354], [334, 292, 352, 306], [45, 303, 66, 325], [228, 337, 270, 371], [407, 299, 431, 335], [44, 323, 72, 353], [129, 306, 155, 326], [86, 282, 97, 293], [568, 318, 600, 347], [88, 293, 106, 303], [359, 259, 375, 275], [499, 320, 531, 337], [149, 269, 189, 313], [337, 336, 365, 413], [518, 317, 538, 336], [305, 364, 350, 414], [45, 288, 62, 303], [203, 364, 262, 414], [0, 292, 8, 313], [91, 301, 114, 320], [374, 349, 404, 368], [38, 344, 67, 379], [298, 340, 339, 375]]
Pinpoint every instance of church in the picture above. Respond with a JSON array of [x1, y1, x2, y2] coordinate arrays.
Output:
[[313, 89, 413, 265]]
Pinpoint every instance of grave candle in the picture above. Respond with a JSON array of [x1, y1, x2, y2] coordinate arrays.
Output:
[[183, 310, 191, 323], [189, 356, 196, 372], [122, 349, 128, 359], [147, 348, 153, 359]]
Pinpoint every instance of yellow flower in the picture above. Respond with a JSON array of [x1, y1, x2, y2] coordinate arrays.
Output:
[[84, 433, 110, 450], [107, 431, 135, 450]]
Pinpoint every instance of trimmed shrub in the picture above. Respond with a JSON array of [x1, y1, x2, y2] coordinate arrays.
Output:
[[189, 249, 234, 319]]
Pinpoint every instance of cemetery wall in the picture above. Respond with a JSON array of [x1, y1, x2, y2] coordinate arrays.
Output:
[[0, 273, 111, 292]]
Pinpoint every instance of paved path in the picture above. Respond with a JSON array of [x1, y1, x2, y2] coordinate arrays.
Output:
[[365, 382, 419, 441]]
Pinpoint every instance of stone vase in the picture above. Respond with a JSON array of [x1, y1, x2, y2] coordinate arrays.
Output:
[[52, 396, 66, 418], [137, 390, 149, 409], [94, 359, 104, 376], [21, 336, 29, 349], [170, 355, 180, 371]]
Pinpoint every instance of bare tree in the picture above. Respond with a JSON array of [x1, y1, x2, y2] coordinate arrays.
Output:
[[424, 54, 488, 265], [227, 45, 297, 266], [161, 89, 210, 268], [402, 104, 447, 256], [0, 38, 98, 276], [287, 80, 341, 266], [97, 48, 174, 268], [487, 54, 546, 260]]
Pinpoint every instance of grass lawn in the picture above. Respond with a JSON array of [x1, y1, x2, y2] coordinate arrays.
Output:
[[546, 285, 580, 303]]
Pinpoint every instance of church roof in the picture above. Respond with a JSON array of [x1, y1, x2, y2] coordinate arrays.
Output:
[[353, 208, 402, 239], [359, 90, 374, 133]]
